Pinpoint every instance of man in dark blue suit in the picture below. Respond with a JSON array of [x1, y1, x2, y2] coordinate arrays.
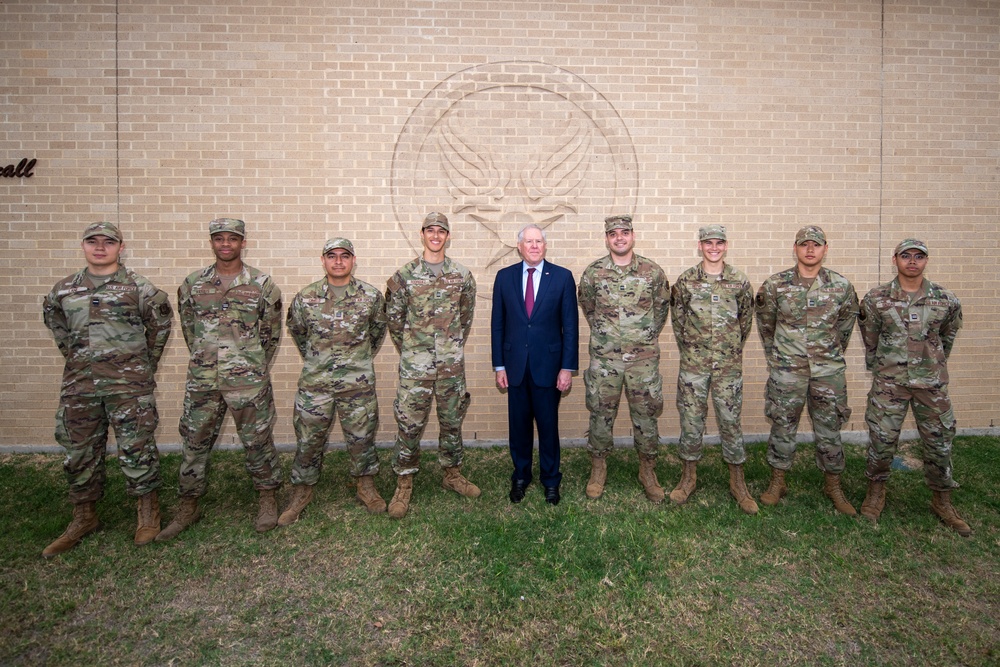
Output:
[[491, 224, 579, 505]]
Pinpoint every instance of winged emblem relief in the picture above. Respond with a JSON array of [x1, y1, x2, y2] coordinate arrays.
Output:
[[390, 62, 639, 275], [438, 112, 592, 266]]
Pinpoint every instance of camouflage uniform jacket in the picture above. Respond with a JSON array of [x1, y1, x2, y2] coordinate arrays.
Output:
[[385, 256, 476, 380], [755, 266, 858, 377], [859, 277, 962, 389], [178, 263, 282, 393], [578, 253, 670, 362], [671, 262, 753, 373], [43, 265, 173, 398], [287, 276, 387, 393]]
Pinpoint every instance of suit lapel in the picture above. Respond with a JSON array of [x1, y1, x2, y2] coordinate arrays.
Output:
[[531, 262, 554, 319], [511, 264, 530, 319]]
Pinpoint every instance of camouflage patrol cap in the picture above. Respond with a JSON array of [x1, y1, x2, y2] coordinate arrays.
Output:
[[698, 225, 727, 242], [795, 225, 827, 245], [604, 214, 633, 233], [894, 238, 929, 256], [422, 211, 450, 232], [82, 221, 122, 242], [208, 218, 246, 237], [323, 237, 355, 256]]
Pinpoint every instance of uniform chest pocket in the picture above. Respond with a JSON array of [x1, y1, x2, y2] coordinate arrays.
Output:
[[778, 289, 806, 320], [806, 292, 840, 321], [691, 287, 717, 306], [91, 292, 143, 328], [907, 306, 947, 339], [190, 287, 221, 317], [328, 310, 363, 345], [221, 294, 262, 341], [609, 277, 653, 312], [922, 306, 948, 328]]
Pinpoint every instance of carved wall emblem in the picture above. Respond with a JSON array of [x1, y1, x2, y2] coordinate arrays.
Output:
[[391, 61, 638, 269]]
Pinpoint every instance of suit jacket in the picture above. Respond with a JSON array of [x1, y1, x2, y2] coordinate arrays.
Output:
[[491, 260, 579, 387]]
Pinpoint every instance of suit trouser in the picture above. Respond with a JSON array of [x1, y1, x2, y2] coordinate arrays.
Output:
[[507, 364, 563, 488]]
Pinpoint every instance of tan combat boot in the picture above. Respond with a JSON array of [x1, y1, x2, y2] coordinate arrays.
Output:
[[638, 455, 665, 504], [277, 485, 314, 527], [931, 490, 972, 537], [156, 497, 201, 542], [823, 473, 857, 516], [669, 460, 697, 504], [728, 464, 759, 515], [585, 456, 607, 499], [388, 474, 413, 519], [255, 489, 279, 533], [42, 501, 99, 558], [356, 475, 387, 514], [134, 491, 161, 546], [442, 466, 481, 498], [859, 480, 886, 523], [759, 468, 787, 506]]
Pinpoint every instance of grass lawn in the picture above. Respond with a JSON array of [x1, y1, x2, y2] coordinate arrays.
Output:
[[1, 437, 997, 666]]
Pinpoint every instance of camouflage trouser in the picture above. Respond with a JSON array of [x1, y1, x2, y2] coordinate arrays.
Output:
[[676, 369, 746, 464], [55, 392, 161, 503], [765, 369, 850, 474], [392, 375, 471, 475], [177, 384, 282, 498], [584, 357, 663, 458], [865, 378, 958, 491], [290, 384, 380, 485]]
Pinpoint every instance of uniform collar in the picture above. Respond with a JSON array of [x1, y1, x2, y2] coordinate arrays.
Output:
[[601, 254, 638, 273], [889, 276, 928, 301], [76, 264, 129, 288], [321, 277, 358, 297], [793, 265, 827, 287], [696, 262, 727, 280], [419, 255, 453, 273], [206, 262, 253, 288]]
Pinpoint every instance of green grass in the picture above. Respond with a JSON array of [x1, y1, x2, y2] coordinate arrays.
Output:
[[1, 438, 998, 666]]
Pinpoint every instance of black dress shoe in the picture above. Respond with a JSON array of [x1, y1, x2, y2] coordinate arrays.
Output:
[[544, 485, 560, 505], [509, 479, 529, 504]]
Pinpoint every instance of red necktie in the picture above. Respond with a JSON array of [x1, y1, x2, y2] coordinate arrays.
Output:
[[525, 268, 535, 317]]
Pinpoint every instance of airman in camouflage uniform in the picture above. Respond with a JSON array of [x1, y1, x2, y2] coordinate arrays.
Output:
[[384, 212, 479, 519], [756, 226, 859, 515], [578, 214, 670, 503], [278, 238, 389, 526], [41, 222, 173, 557], [670, 225, 758, 514], [858, 239, 970, 536], [158, 218, 284, 540]]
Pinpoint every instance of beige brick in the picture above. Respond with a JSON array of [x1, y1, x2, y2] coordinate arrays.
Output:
[[1, 0, 997, 448]]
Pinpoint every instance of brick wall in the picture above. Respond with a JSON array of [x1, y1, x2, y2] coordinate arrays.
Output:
[[2, 0, 997, 449]]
